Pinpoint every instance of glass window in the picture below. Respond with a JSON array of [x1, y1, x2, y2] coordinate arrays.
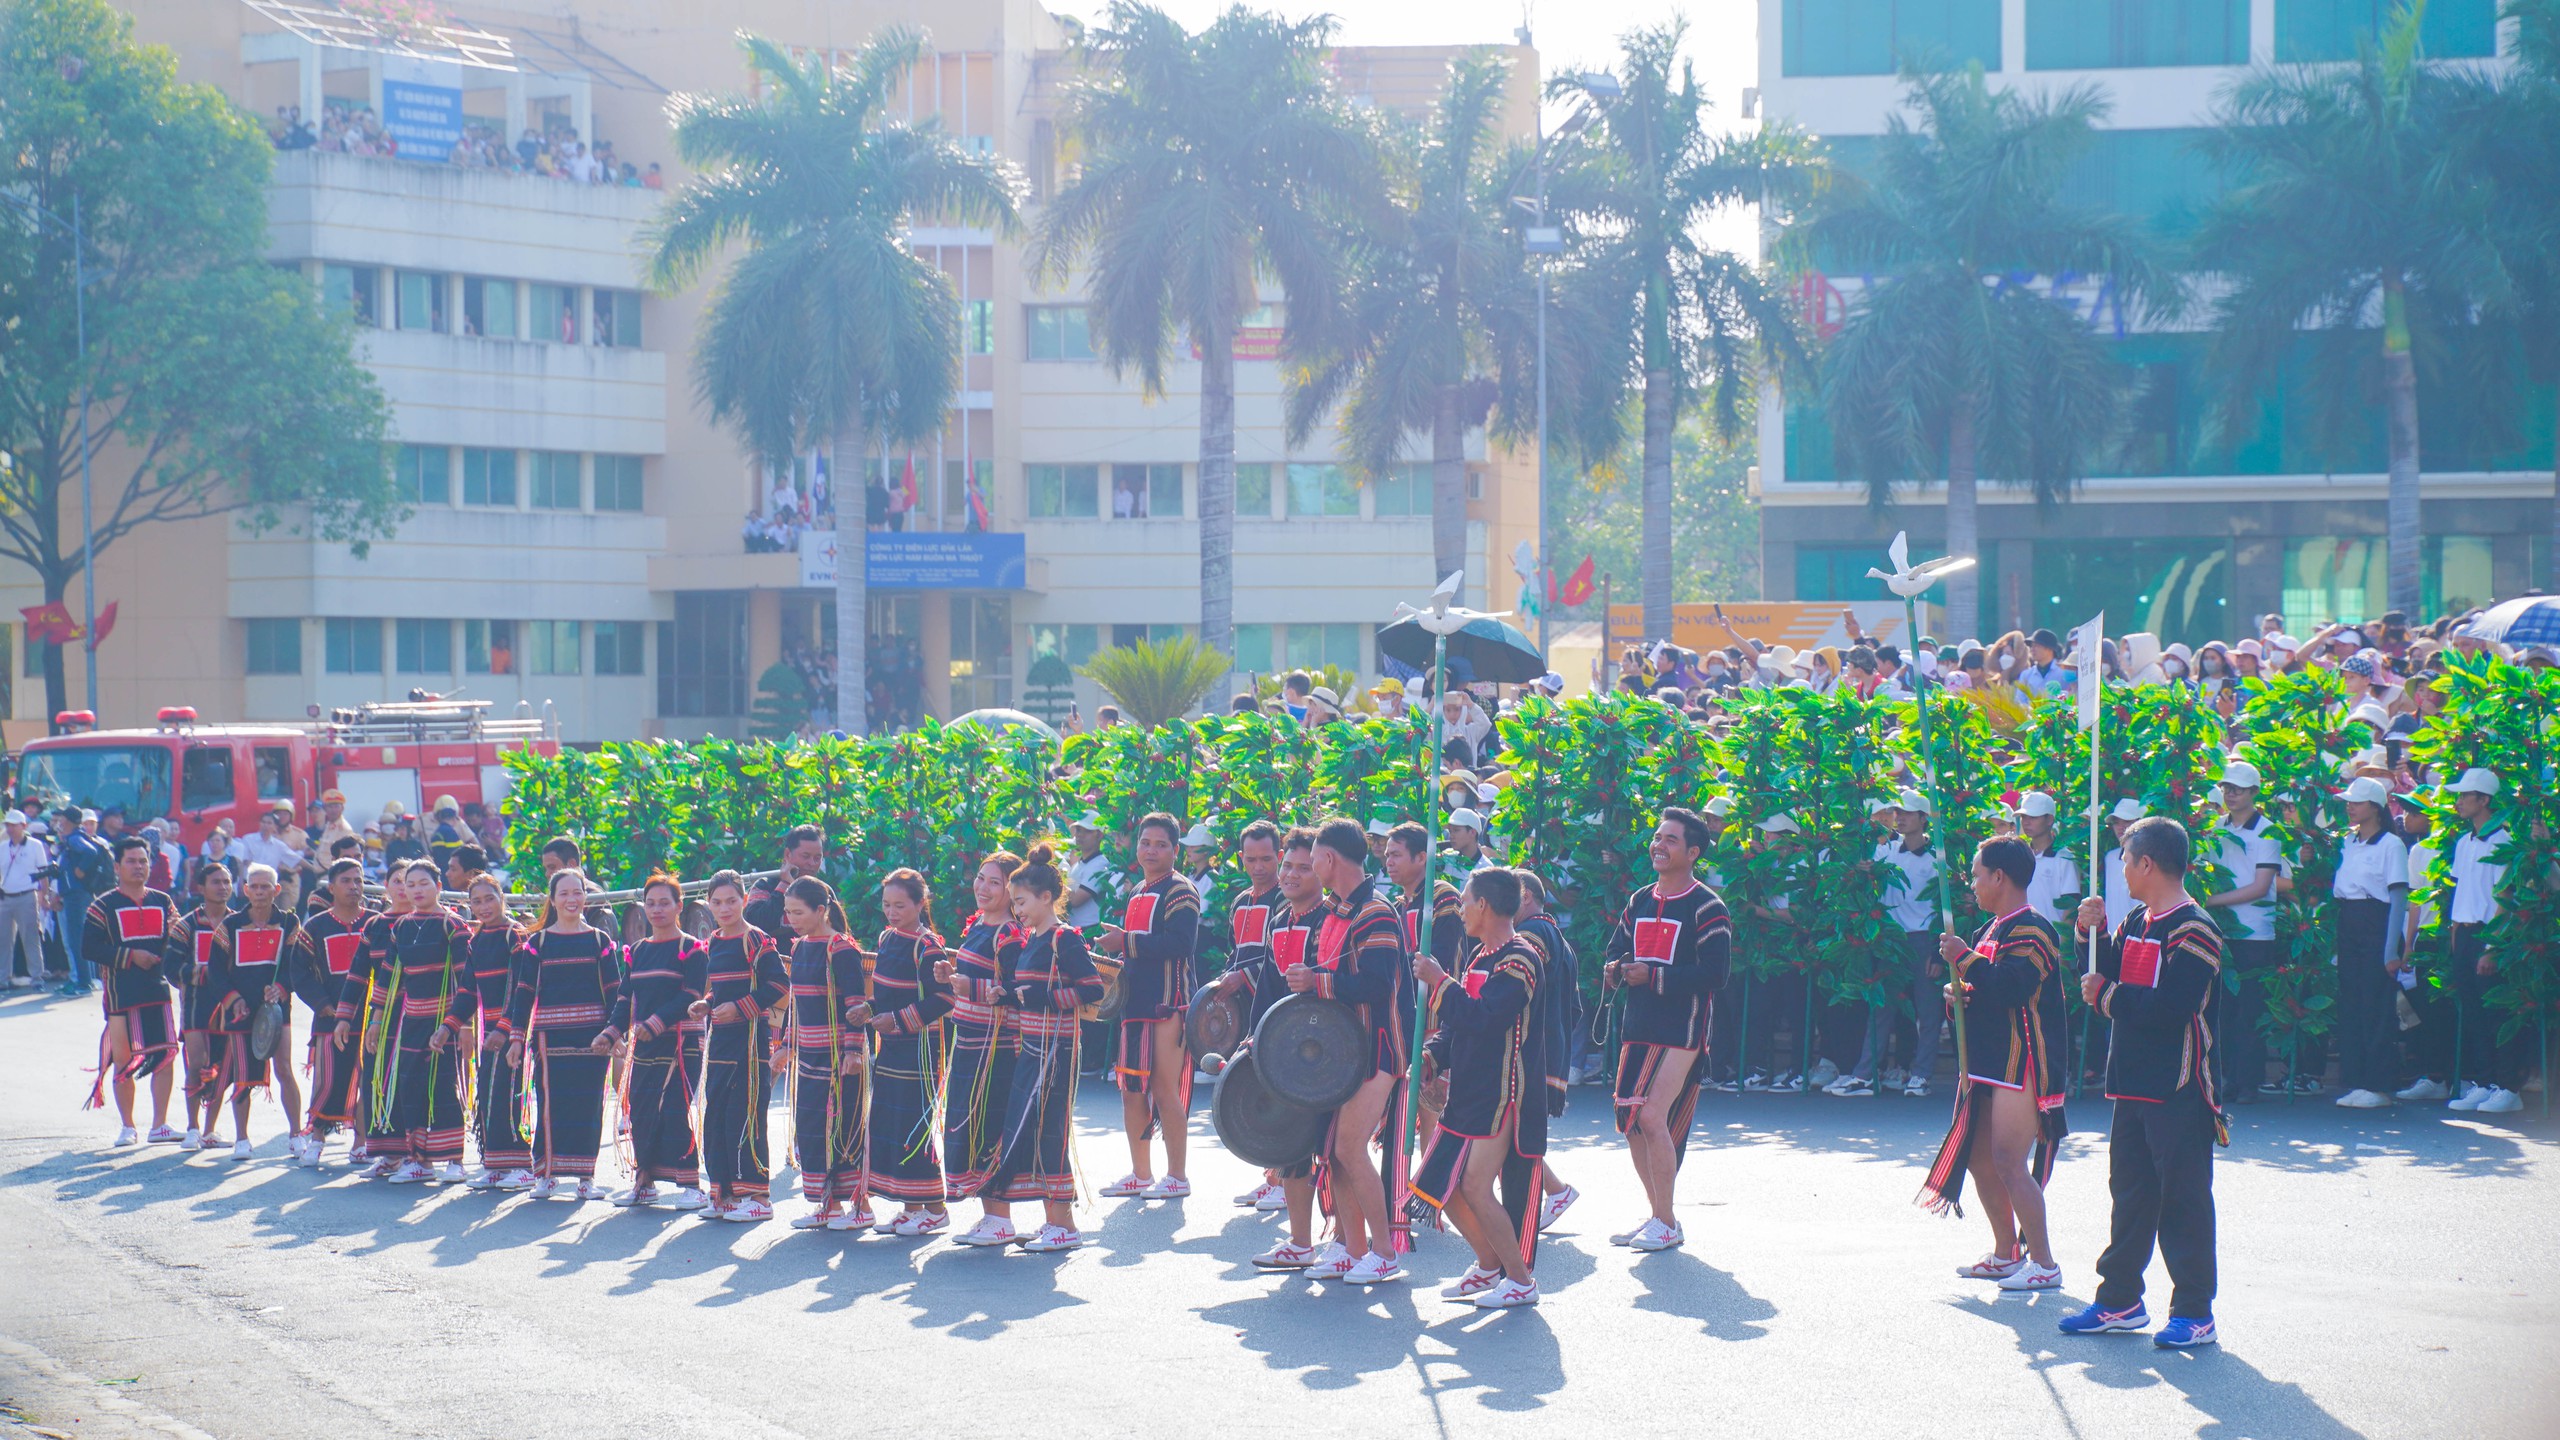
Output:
[[2056, 130, 2219, 241], [16, 744, 171, 818], [394, 270, 445, 332], [526, 620, 582, 675], [2275, 0, 2495, 61], [321, 264, 378, 327], [656, 592, 748, 716], [462, 448, 517, 507], [594, 455, 644, 513], [2026, 0, 2247, 68], [1029, 623, 1100, 668], [463, 277, 515, 339], [2422, 535, 2496, 622], [464, 619, 518, 676], [181, 747, 235, 811], [2030, 539, 2232, 649], [1783, 0, 2002, 77], [394, 619, 452, 675], [252, 747, 292, 803], [395, 445, 448, 505], [1027, 463, 1101, 518], [528, 451, 582, 510], [528, 282, 579, 343], [962, 299, 994, 355], [1236, 463, 1273, 518], [593, 620, 646, 676], [1232, 623, 1276, 673], [593, 288, 641, 348], [2280, 536, 2385, 636], [1025, 304, 1095, 361], [1105, 463, 1182, 519], [1149, 463, 1182, 518], [323, 617, 382, 675], [245, 619, 299, 675], [1286, 463, 1360, 518], [948, 595, 1014, 713], [1371, 463, 1432, 517]]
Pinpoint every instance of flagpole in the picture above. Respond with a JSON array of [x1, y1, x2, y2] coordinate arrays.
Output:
[[1901, 589, 1968, 1086], [2081, 613, 2104, 979]]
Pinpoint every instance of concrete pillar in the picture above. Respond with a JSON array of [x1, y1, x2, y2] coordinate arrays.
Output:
[[299, 39, 323, 128], [747, 589, 782, 694], [1762, 537, 1798, 600], [922, 594, 954, 719]]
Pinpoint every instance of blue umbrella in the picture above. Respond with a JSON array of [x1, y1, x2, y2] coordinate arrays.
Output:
[[1375, 612, 1546, 686], [2463, 595, 2560, 648]]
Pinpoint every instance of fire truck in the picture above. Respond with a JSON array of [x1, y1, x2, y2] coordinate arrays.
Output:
[[14, 698, 561, 848]]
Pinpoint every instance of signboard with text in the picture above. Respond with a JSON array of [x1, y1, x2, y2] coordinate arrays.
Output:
[[381, 81, 463, 162], [1605, 600, 1925, 654], [799, 532, 1027, 590]]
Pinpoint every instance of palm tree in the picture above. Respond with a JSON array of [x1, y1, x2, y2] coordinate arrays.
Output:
[[648, 31, 1022, 735], [1549, 21, 1817, 641], [1034, 1, 1387, 667], [1810, 62, 2175, 636], [2194, 1, 2510, 614]]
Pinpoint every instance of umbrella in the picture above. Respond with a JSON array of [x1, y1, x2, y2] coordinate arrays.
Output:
[[1375, 613, 1546, 686], [2462, 596, 2560, 648], [950, 708, 1060, 742]]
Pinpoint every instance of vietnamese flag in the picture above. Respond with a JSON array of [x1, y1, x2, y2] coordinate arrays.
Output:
[[90, 600, 117, 647], [20, 603, 77, 645], [1551, 556, 1596, 608]]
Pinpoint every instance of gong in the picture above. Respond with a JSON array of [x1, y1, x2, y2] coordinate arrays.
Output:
[[1185, 980, 1246, 1063], [1250, 992, 1368, 1111], [1080, 955, 1125, 1023], [1209, 1047, 1327, 1170]]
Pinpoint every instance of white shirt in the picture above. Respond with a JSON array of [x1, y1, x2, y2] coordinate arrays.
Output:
[[2101, 846, 2132, 931], [2025, 844, 2080, 924], [2331, 828, 2410, 902], [1873, 838, 1939, 933], [2450, 824, 2508, 926], [1066, 852, 1110, 930], [0, 834, 47, 894], [2407, 842, 2440, 927], [2214, 813, 2281, 942], [233, 831, 305, 877]]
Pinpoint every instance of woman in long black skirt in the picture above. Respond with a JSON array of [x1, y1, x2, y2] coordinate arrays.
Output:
[[499, 868, 622, 1202], [783, 876, 872, 1232], [606, 874, 708, 1211], [962, 846, 1103, 1254], [946, 853, 1024, 1245], [696, 870, 787, 1222], [866, 868, 956, 1234], [461, 874, 531, 1190]]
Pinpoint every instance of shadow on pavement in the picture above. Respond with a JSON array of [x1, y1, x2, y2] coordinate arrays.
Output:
[[1628, 1246, 1779, 1341], [1196, 1275, 1567, 1413]]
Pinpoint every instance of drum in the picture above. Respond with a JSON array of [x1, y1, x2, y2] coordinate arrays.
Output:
[[1080, 955, 1125, 1023], [1209, 1047, 1327, 1170], [1185, 980, 1246, 1065], [248, 1000, 287, 1062], [1416, 1052, 1445, 1126], [1250, 992, 1368, 1111]]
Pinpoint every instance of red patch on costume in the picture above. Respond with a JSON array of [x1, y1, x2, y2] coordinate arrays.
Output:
[[117, 906, 166, 943], [1122, 891, 1160, 936], [323, 932, 363, 977], [236, 929, 283, 966], [1231, 905, 1269, 948], [1633, 916, 1681, 964], [2119, 937, 2163, 989]]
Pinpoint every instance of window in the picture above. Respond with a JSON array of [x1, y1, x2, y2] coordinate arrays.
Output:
[[1111, 623, 1187, 649], [464, 619, 518, 676], [463, 277, 516, 339], [2280, 537, 2383, 636], [252, 747, 292, 804], [1233, 623, 1276, 673], [394, 445, 448, 505], [1285, 622, 1363, 673], [394, 619, 452, 675], [1108, 463, 1182, 518], [394, 270, 445, 332], [323, 617, 383, 674], [1029, 623, 1100, 668], [2275, 0, 2495, 61], [2057, 130, 2219, 240], [1782, 0, 2002, 77], [321, 264, 378, 326], [2031, 539, 2231, 649], [593, 288, 642, 348], [1236, 463, 1273, 518], [245, 619, 299, 675], [657, 591, 749, 717], [526, 620, 582, 675], [1026, 304, 1096, 361], [962, 299, 994, 355], [594, 455, 644, 512], [528, 282, 579, 343], [181, 747, 235, 812], [1027, 463, 1101, 518], [948, 595, 1014, 713], [2026, 0, 2246, 69], [2423, 535, 2495, 622], [1286, 463, 1360, 517], [1371, 463, 1432, 517], [462, 448, 517, 507], [528, 451, 582, 510], [593, 620, 646, 676]]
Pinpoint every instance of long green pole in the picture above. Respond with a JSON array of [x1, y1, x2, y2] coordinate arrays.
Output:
[[1903, 592, 1969, 1082], [1403, 629, 1447, 1166]]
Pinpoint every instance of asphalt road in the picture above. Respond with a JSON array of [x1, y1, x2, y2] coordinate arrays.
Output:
[[1, 986, 2553, 1440]]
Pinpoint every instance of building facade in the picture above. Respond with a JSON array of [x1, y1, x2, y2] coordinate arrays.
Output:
[[33, 0, 1542, 741], [1755, 0, 2549, 646]]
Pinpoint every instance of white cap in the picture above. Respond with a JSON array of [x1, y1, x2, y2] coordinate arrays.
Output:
[[1071, 810, 1105, 833], [1178, 822, 1214, 848], [2220, 760, 2263, 790], [1447, 808, 1485, 833], [2340, 776, 2393, 808], [2347, 700, 2391, 731], [2015, 791, 2058, 819], [1366, 818, 1396, 837], [1894, 787, 1931, 816], [1475, 782, 1499, 804], [1757, 812, 1801, 835], [1863, 797, 1894, 816], [2109, 798, 2146, 822], [1701, 796, 1732, 819], [2447, 767, 2501, 797]]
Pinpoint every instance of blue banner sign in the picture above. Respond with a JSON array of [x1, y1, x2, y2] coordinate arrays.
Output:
[[381, 81, 463, 163], [799, 532, 1026, 590]]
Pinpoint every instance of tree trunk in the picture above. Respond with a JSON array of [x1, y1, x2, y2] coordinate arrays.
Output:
[[2380, 282, 2422, 615], [39, 572, 68, 723], [1430, 383, 1467, 587], [2547, 381, 2557, 591], [1198, 322, 1236, 671], [830, 434, 870, 737], [1641, 364, 1675, 640], [1944, 403, 1980, 642]]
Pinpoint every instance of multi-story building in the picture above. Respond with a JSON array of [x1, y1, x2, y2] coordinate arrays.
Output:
[[17, 0, 1540, 742], [1755, 0, 2547, 645]]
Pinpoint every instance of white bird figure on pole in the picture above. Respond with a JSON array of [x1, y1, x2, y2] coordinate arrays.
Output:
[[1393, 570, 1513, 637], [1865, 530, 1974, 598]]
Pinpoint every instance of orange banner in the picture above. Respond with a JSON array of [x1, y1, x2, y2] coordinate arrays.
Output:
[[1605, 601, 1930, 655]]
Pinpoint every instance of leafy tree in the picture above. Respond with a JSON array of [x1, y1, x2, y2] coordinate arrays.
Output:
[[2194, 0, 2510, 613], [1034, 1, 1387, 666], [1544, 413, 1761, 622], [1549, 21, 1816, 640], [0, 0, 393, 714], [648, 30, 1022, 736], [1810, 61, 2175, 639]]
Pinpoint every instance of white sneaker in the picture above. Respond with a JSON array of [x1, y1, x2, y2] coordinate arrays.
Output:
[[1958, 1251, 2026, 1280], [2474, 1087, 2524, 1115], [723, 1198, 773, 1224], [610, 1186, 655, 1208], [385, 1160, 433, 1184], [1251, 1240, 1317, 1270], [1234, 1182, 1274, 1207], [892, 1209, 950, 1236], [179, 1129, 204, 1152], [1474, 1276, 1540, 1309], [1255, 1185, 1288, 1212], [230, 1139, 253, 1161], [1882, 1066, 1909, 1088], [1344, 1252, 1405, 1285], [361, 1156, 398, 1180], [113, 1126, 139, 1147], [1537, 1184, 1579, 1232], [434, 1162, 464, 1184], [1310, 1241, 1356, 1278], [1609, 1218, 1659, 1247], [1021, 1224, 1083, 1253], [826, 1209, 871, 1231], [2334, 1089, 2387, 1109], [668, 1188, 711, 1212], [1140, 1176, 1191, 1200], [1767, 1071, 1805, 1094], [1827, 1076, 1877, 1097], [954, 1216, 1016, 1247], [1903, 1077, 1932, 1099], [572, 1179, 608, 1202], [499, 1168, 538, 1191], [465, 1169, 504, 1191], [1099, 1173, 1150, 1198], [1627, 1219, 1684, 1253], [2395, 1077, 2450, 1102], [2447, 1083, 2492, 1111], [526, 1176, 560, 1201], [789, 1210, 836, 1230], [1440, 1266, 1501, 1301], [1997, 1261, 2063, 1291], [1808, 1058, 1841, 1088]]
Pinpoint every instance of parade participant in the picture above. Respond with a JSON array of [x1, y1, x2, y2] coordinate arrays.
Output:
[[1294, 818, 1413, 1284], [694, 870, 789, 1221], [946, 854, 1026, 1240], [1921, 838, 2070, 1292], [290, 858, 373, 1166], [1603, 807, 1732, 1253], [965, 845, 1104, 1253], [1410, 866, 1546, 1309], [1242, 827, 1332, 1266], [745, 825, 825, 939], [2061, 817, 2225, 1348], [1383, 821, 1459, 1158], [1214, 822, 1287, 1213], [225, 865, 298, 1156], [83, 835, 182, 1144], [2329, 778, 2410, 1110], [601, 874, 709, 1210], [865, 869, 957, 1233], [334, 860, 472, 1184], [2442, 768, 2522, 1114], [496, 868, 623, 1200], [1835, 793, 1943, 1099], [171, 863, 238, 1152], [460, 874, 532, 1191], [2201, 762, 2282, 1101], [1093, 812, 1201, 1200], [2015, 792, 2082, 926], [782, 876, 872, 1231], [338, 854, 423, 1179], [1515, 873, 1582, 1232]]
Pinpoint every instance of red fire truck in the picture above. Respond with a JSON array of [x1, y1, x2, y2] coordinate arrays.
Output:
[[14, 699, 560, 848]]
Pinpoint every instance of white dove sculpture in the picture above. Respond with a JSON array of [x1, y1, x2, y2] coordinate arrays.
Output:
[[1393, 570, 1514, 637], [1865, 530, 1974, 598]]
